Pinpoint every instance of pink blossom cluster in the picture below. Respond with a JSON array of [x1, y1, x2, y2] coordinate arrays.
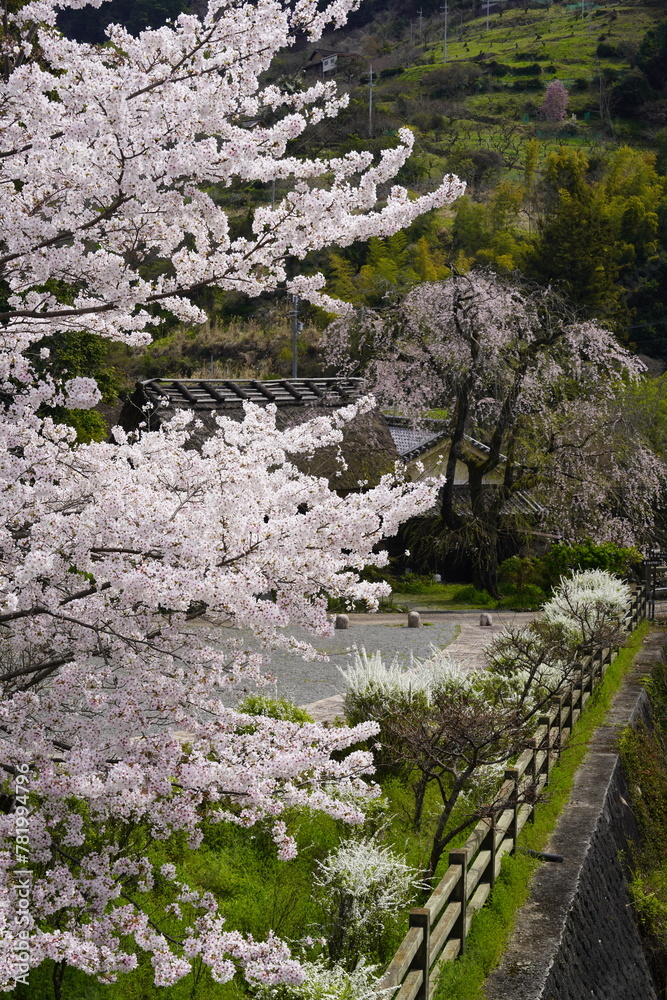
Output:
[[0, 0, 464, 351], [0, 0, 463, 990], [325, 273, 665, 546], [0, 399, 439, 989]]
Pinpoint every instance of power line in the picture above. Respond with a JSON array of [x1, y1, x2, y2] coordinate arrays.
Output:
[[440, 2, 448, 63], [368, 62, 374, 139]]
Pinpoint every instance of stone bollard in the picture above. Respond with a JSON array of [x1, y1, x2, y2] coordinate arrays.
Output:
[[335, 614, 349, 630], [479, 613, 493, 626], [407, 611, 421, 628]]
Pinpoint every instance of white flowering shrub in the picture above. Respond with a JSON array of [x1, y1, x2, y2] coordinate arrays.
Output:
[[250, 959, 388, 1000], [313, 837, 424, 967], [485, 569, 633, 719], [484, 623, 573, 720], [339, 647, 466, 771], [340, 646, 463, 703], [542, 568, 631, 651]]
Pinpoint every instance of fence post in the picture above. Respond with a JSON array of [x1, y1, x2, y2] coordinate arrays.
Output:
[[587, 653, 596, 697], [448, 849, 468, 956], [408, 907, 430, 1000], [563, 678, 574, 734], [551, 694, 563, 754], [527, 736, 538, 822], [481, 814, 497, 891], [538, 714, 552, 782], [504, 766, 519, 847]]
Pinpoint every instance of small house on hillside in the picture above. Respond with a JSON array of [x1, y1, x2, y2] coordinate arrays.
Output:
[[303, 49, 353, 76], [118, 377, 400, 494]]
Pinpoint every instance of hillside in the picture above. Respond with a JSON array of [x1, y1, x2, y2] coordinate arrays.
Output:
[[284, 0, 664, 159], [56, 0, 667, 409]]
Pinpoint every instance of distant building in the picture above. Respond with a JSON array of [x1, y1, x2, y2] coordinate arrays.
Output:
[[117, 381, 545, 519], [119, 377, 399, 495], [385, 415, 545, 519], [303, 49, 353, 77]]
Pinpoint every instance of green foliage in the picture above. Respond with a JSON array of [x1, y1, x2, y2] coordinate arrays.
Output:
[[324, 218, 449, 305], [391, 572, 545, 610], [619, 659, 667, 986], [57, 407, 110, 444], [31, 329, 123, 442], [236, 694, 314, 724], [527, 187, 625, 325], [542, 539, 642, 585]]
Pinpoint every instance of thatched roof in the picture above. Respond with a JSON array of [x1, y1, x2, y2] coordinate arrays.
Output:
[[119, 377, 400, 492]]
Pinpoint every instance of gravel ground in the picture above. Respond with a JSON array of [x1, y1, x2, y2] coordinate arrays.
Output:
[[227, 609, 539, 721], [228, 615, 460, 708]]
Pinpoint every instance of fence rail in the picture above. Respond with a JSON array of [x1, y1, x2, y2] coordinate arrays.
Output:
[[378, 583, 647, 1000]]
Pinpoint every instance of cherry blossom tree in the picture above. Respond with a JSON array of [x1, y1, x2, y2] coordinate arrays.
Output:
[[0, 0, 465, 994], [539, 80, 569, 123], [326, 272, 665, 594]]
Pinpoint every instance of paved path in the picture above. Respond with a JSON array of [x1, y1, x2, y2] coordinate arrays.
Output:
[[297, 609, 539, 723], [231, 616, 458, 714]]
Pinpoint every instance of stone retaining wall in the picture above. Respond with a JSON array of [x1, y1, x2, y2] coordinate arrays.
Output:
[[484, 632, 666, 1000]]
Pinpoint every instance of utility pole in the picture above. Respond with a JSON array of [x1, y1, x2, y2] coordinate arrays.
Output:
[[271, 177, 275, 210], [417, 7, 423, 41], [410, 18, 413, 43], [486, 0, 490, 31], [368, 63, 374, 139], [291, 295, 301, 379], [440, 1, 448, 62]]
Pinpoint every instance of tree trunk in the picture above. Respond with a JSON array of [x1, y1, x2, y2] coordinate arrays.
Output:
[[412, 772, 430, 831], [468, 469, 502, 599], [472, 534, 500, 599]]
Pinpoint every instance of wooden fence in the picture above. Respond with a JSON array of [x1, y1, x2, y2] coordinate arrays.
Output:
[[378, 583, 647, 1000]]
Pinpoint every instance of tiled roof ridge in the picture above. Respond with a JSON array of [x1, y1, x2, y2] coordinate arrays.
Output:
[[383, 413, 508, 464], [139, 376, 365, 409]]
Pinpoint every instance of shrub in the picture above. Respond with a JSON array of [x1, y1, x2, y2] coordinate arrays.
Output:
[[314, 837, 423, 967], [513, 77, 542, 91], [596, 41, 619, 58], [250, 959, 385, 1000], [340, 648, 464, 770], [541, 569, 631, 652], [611, 68, 656, 115], [542, 539, 642, 585], [421, 63, 482, 98], [488, 61, 512, 77], [498, 554, 549, 591], [237, 694, 314, 724], [341, 648, 463, 714]]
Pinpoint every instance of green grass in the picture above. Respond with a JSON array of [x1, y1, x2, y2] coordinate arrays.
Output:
[[21, 620, 651, 1000], [375, 0, 661, 169], [389, 579, 545, 611], [432, 619, 652, 1000], [618, 661, 667, 983]]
